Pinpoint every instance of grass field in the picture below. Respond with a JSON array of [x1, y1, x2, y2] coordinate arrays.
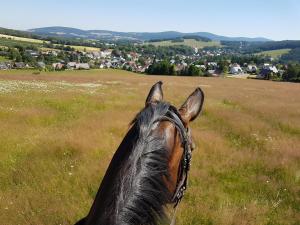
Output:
[[0, 69, 299, 225], [69, 45, 100, 52], [256, 49, 291, 59], [147, 39, 222, 49], [0, 56, 9, 62], [0, 34, 47, 44], [0, 34, 99, 52], [0, 37, 43, 48]]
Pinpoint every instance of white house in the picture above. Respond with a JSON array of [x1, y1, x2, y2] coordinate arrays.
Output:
[[247, 65, 258, 73], [67, 62, 77, 69], [257, 64, 279, 79], [207, 62, 218, 68], [75, 63, 90, 70], [195, 65, 206, 70], [100, 50, 112, 58], [230, 63, 243, 74], [263, 64, 278, 73]]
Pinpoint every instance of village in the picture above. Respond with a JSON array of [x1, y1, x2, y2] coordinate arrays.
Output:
[[0, 43, 287, 80]]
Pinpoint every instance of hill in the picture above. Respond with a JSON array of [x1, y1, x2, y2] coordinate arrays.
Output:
[[147, 38, 222, 49], [29, 26, 272, 42]]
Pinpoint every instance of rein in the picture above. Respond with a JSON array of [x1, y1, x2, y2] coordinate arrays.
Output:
[[154, 106, 194, 225]]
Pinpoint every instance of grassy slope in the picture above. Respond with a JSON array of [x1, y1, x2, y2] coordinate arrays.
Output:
[[0, 34, 46, 44], [0, 37, 42, 48], [256, 48, 291, 58], [0, 69, 299, 225], [68, 45, 100, 52], [148, 39, 222, 49], [0, 34, 99, 52]]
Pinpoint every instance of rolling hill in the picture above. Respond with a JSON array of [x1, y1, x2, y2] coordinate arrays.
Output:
[[28, 26, 272, 42], [147, 38, 222, 49]]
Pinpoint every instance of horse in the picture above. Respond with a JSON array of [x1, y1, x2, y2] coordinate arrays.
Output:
[[75, 81, 204, 225]]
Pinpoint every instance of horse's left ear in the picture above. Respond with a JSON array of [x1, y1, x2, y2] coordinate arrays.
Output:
[[179, 88, 204, 124], [145, 81, 163, 106]]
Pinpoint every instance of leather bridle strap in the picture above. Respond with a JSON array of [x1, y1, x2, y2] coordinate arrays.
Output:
[[154, 107, 193, 225]]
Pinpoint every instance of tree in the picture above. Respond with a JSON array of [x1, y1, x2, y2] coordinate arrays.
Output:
[[146, 61, 175, 75], [218, 60, 229, 74], [112, 49, 121, 57], [179, 65, 204, 76], [282, 64, 300, 82], [8, 48, 22, 61]]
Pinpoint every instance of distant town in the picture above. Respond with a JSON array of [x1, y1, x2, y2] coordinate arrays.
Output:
[[0, 27, 299, 82]]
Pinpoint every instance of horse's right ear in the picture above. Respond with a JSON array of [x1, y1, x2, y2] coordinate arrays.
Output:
[[145, 81, 163, 106], [179, 87, 204, 124]]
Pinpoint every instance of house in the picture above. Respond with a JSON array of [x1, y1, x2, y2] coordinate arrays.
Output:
[[37, 61, 46, 69], [181, 61, 188, 67], [100, 50, 112, 58], [258, 64, 279, 79], [230, 63, 243, 74], [25, 50, 39, 57], [263, 64, 278, 73], [170, 59, 176, 64], [75, 63, 90, 70], [175, 64, 185, 72], [207, 69, 219, 76], [0, 62, 8, 70], [86, 53, 94, 59], [247, 65, 258, 74], [14, 62, 26, 69], [92, 51, 101, 59], [207, 62, 218, 69], [67, 62, 77, 69], [105, 61, 112, 68], [195, 65, 206, 70], [52, 63, 65, 70]]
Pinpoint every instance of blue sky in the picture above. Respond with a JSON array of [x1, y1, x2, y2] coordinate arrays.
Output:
[[0, 0, 299, 40]]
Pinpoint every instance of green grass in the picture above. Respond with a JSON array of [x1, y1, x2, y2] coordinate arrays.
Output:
[[0, 37, 42, 48], [147, 39, 222, 49], [0, 34, 99, 52], [0, 69, 299, 225], [0, 56, 9, 62], [256, 48, 291, 59]]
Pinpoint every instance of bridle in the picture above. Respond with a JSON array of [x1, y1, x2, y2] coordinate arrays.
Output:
[[154, 105, 195, 224]]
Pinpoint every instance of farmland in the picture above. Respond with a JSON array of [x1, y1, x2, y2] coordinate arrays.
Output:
[[256, 48, 291, 59], [147, 39, 222, 49], [0, 34, 99, 52], [0, 34, 46, 44], [0, 69, 299, 225], [0, 37, 43, 48], [66, 45, 100, 52]]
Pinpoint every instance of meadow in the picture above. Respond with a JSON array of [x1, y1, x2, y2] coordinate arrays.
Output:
[[0, 34, 99, 52], [0, 56, 9, 62], [147, 39, 222, 49], [256, 49, 291, 59], [0, 34, 46, 44], [0, 69, 299, 225]]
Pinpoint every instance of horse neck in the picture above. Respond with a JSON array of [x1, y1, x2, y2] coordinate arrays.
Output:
[[85, 126, 138, 225]]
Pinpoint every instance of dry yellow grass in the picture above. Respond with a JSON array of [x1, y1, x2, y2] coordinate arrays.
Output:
[[0, 69, 299, 225], [0, 34, 47, 44], [52, 44, 100, 52]]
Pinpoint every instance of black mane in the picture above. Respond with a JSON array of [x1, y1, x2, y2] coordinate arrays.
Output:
[[114, 102, 173, 225]]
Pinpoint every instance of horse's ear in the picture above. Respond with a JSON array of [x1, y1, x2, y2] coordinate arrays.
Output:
[[145, 81, 163, 106], [179, 88, 204, 124]]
